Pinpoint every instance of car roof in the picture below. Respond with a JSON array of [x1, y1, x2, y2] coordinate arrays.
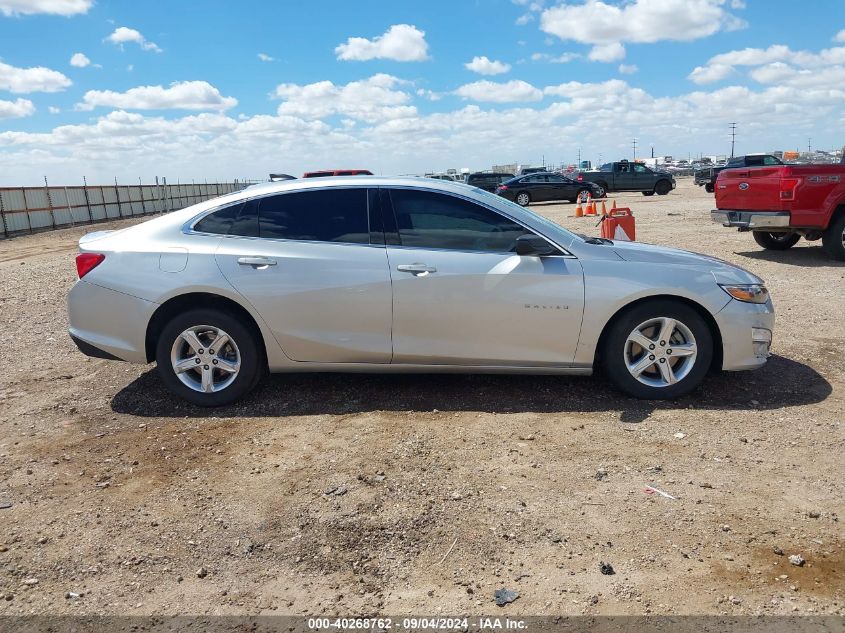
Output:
[[229, 176, 476, 199]]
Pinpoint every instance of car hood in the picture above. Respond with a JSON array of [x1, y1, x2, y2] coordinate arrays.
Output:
[[610, 240, 763, 284]]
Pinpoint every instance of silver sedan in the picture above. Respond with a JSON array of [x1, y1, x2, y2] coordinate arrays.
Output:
[[67, 177, 774, 406]]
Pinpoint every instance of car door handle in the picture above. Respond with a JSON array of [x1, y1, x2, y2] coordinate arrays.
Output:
[[237, 256, 277, 267], [397, 263, 437, 276]]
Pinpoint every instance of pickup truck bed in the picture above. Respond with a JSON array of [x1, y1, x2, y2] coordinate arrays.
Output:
[[711, 164, 845, 260]]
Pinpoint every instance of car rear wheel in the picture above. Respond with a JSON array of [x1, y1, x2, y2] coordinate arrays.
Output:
[[602, 300, 713, 399], [156, 308, 262, 406], [753, 231, 800, 250], [655, 180, 672, 195], [516, 191, 531, 206], [821, 213, 845, 261], [577, 189, 593, 203]]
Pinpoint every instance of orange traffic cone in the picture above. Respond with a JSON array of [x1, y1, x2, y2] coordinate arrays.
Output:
[[611, 199, 617, 210], [586, 201, 596, 216], [575, 202, 584, 217], [601, 200, 607, 216]]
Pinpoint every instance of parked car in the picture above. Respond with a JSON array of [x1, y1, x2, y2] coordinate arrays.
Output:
[[711, 162, 845, 260], [466, 171, 514, 192], [695, 154, 782, 193], [496, 172, 604, 206], [68, 177, 774, 406], [303, 169, 373, 178], [577, 161, 675, 195]]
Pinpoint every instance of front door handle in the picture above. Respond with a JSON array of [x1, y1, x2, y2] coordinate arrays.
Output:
[[237, 256, 277, 268], [397, 263, 437, 276]]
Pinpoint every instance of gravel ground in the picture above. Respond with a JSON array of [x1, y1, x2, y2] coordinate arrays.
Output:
[[0, 179, 842, 616]]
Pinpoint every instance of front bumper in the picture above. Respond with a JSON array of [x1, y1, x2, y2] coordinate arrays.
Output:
[[711, 210, 791, 230], [714, 298, 775, 371]]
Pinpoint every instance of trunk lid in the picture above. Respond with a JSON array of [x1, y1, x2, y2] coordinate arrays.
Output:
[[715, 166, 786, 211]]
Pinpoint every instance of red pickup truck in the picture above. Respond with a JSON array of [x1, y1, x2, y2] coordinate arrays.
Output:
[[711, 163, 845, 260]]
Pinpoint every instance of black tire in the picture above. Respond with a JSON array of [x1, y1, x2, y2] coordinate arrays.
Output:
[[596, 181, 609, 193], [642, 191, 655, 196], [704, 183, 715, 193], [753, 231, 800, 251], [515, 191, 531, 207], [601, 300, 714, 400], [821, 213, 845, 261], [655, 180, 672, 195], [155, 308, 263, 406], [576, 189, 593, 203]]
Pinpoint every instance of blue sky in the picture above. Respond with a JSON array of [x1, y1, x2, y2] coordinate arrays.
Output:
[[1, 0, 844, 184]]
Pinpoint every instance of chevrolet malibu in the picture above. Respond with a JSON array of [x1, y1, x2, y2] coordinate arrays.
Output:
[[68, 177, 774, 406]]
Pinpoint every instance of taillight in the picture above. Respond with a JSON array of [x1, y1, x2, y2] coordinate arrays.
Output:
[[577, 174, 583, 181], [780, 177, 801, 200], [498, 185, 508, 191], [76, 253, 105, 278]]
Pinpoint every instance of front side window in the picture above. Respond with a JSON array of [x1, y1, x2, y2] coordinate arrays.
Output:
[[763, 156, 781, 166], [258, 188, 369, 244], [633, 164, 650, 173], [389, 189, 531, 252]]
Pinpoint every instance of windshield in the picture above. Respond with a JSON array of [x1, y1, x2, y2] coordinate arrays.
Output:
[[470, 187, 583, 244]]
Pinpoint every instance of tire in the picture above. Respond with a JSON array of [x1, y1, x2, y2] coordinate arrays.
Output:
[[753, 231, 800, 251], [596, 181, 609, 194], [705, 183, 715, 193], [515, 191, 531, 207], [642, 191, 655, 197], [821, 212, 845, 261], [576, 189, 593, 203], [155, 308, 263, 406], [601, 300, 713, 400], [655, 180, 672, 195]]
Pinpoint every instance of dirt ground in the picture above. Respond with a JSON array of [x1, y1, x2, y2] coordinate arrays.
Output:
[[0, 179, 842, 617]]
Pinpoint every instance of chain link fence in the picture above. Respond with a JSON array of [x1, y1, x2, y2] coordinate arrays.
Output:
[[0, 178, 255, 239]]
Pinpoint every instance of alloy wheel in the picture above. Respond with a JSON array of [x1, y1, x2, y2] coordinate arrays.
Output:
[[170, 325, 241, 393], [623, 317, 697, 388]]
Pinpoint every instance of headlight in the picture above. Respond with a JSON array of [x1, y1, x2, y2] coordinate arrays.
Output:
[[720, 284, 769, 304]]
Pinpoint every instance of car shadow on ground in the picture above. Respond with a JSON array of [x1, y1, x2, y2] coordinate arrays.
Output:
[[111, 354, 831, 423], [737, 247, 845, 267]]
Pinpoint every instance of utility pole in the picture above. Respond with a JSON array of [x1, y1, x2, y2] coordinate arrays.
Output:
[[729, 122, 737, 157], [808, 137, 812, 154], [632, 138, 637, 160]]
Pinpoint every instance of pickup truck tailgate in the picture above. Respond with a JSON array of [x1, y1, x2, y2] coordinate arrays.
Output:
[[716, 166, 785, 211]]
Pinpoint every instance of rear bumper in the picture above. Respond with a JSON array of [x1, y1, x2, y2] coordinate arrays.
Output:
[[714, 298, 775, 371], [711, 210, 791, 229]]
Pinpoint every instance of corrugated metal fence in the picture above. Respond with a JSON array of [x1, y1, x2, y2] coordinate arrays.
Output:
[[0, 179, 252, 239]]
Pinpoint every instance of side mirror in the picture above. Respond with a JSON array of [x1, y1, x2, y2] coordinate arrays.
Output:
[[515, 234, 561, 257]]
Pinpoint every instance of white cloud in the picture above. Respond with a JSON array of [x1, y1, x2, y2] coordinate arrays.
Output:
[[688, 62, 734, 84], [77, 81, 238, 111], [105, 27, 162, 53], [689, 44, 845, 84], [335, 24, 429, 62], [0, 97, 34, 119], [619, 63, 638, 74], [0, 0, 91, 16], [515, 14, 533, 25], [464, 56, 511, 75], [531, 52, 580, 63], [70, 52, 90, 67], [588, 42, 625, 62], [730, 0, 746, 7], [0, 61, 71, 93], [48, 106, 60, 114], [836, 29, 845, 43], [455, 80, 543, 103], [257, 53, 275, 62], [273, 74, 416, 123], [541, 0, 745, 45]]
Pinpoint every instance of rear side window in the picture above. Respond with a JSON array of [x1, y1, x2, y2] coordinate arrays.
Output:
[[193, 201, 246, 235], [389, 189, 530, 252], [257, 189, 369, 244]]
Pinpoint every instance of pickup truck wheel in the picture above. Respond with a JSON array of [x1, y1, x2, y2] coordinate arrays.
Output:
[[642, 191, 655, 196], [655, 180, 672, 195], [705, 183, 715, 193], [516, 191, 531, 207], [753, 231, 800, 250], [821, 213, 845, 260], [602, 300, 713, 400]]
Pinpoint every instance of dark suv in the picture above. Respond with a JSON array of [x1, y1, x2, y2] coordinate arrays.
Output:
[[466, 172, 515, 192]]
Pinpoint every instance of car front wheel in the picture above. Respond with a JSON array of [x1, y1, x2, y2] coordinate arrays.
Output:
[[655, 180, 672, 195], [516, 191, 531, 206], [602, 300, 713, 399], [156, 308, 263, 406]]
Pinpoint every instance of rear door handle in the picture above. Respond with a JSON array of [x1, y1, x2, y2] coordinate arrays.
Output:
[[397, 263, 437, 276], [237, 256, 277, 268]]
